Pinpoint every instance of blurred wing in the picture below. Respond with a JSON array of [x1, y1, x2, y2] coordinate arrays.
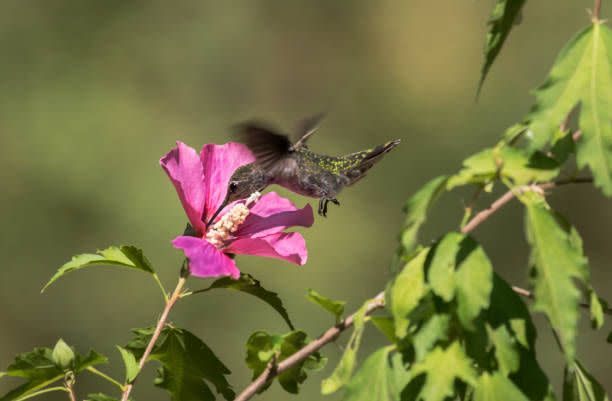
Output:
[[291, 112, 326, 150], [234, 121, 292, 170]]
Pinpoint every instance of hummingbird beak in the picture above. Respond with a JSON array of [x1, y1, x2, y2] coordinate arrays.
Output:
[[205, 191, 231, 229]]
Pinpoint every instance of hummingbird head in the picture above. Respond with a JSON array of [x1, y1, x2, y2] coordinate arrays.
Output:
[[226, 163, 270, 203]]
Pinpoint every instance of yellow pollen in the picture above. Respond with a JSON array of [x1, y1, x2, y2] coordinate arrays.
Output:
[[205, 191, 261, 247]]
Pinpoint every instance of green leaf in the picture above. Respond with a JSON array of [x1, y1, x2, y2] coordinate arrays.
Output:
[[370, 316, 397, 343], [588, 289, 606, 329], [245, 330, 325, 394], [125, 326, 234, 401], [526, 23, 612, 195], [321, 300, 370, 394], [412, 314, 450, 361], [42, 245, 155, 291], [116, 346, 139, 384], [409, 342, 477, 401], [426, 233, 493, 329], [486, 325, 520, 375], [447, 147, 559, 190], [0, 346, 107, 401], [200, 273, 294, 329], [306, 289, 346, 323], [564, 361, 609, 401], [342, 347, 410, 401], [478, 0, 526, 93], [51, 339, 75, 370], [474, 372, 530, 401], [524, 195, 589, 362], [389, 248, 429, 338], [400, 176, 448, 255]]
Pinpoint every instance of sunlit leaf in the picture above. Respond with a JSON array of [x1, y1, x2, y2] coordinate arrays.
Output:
[[200, 273, 294, 329], [321, 300, 370, 394], [478, 0, 526, 93], [474, 372, 530, 401], [525, 23, 612, 195], [409, 342, 477, 401], [116, 346, 139, 384], [306, 289, 345, 323], [126, 326, 233, 401], [245, 330, 325, 394], [412, 314, 450, 361], [400, 176, 448, 255], [524, 194, 589, 362], [370, 316, 397, 343], [342, 347, 410, 401], [42, 245, 155, 292]]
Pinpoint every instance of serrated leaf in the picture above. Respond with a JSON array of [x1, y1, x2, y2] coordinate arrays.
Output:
[[526, 23, 612, 195], [588, 289, 605, 329], [321, 300, 370, 394], [400, 176, 448, 255], [116, 346, 139, 384], [474, 372, 530, 401], [564, 361, 609, 401], [51, 339, 75, 370], [486, 325, 520, 375], [447, 147, 559, 190], [342, 347, 410, 401], [409, 342, 477, 401], [525, 196, 590, 362], [245, 330, 325, 394], [0, 347, 107, 401], [125, 326, 233, 401], [306, 289, 345, 323], [390, 248, 429, 338], [43, 245, 155, 291], [412, 314, 450, 361], [478, 0, 526, 93], [201, 273, 294, 329]]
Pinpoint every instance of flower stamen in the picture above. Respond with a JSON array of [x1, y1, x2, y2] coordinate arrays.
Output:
[[205, 192, 261, 247]]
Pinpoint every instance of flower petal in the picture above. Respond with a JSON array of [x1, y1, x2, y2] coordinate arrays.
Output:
[[201, 142, 255, 222], [172, 236, 240, 279], [236, 192, 315, 237], [160, 142, 206, 233], [226, 232, 308, 265]]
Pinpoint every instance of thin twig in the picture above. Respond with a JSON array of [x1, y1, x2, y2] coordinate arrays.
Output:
[[460, 177, 592, 234], [512, 285, 612, 316], [233, 176, 594, 401], [120, 276, 187, 401], [65, 379, 77, 401], [233, 293, 385, 401], [593, 0, 602, 20]]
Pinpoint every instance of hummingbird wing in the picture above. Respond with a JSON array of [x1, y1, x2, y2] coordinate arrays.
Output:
[[291, 113, 326, 150], [234, 121, 292, 170]]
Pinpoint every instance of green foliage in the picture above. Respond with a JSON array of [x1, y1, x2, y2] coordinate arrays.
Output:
[[125, 326, 233, 401], [524, 193, 590, 362], [0, 344, 106, 401], [447, 146, 559, 190], [198, 273, 294, 329], [116, 346, 139, 384], [563, 361, 609, 401], [321, 300, 370, 394], [526, 23, 612, 195], [474, 372, 530, 401], [306, 288, 346, 323], [42, 245, 156, 292], [478, 0, 526, 92], [399, 176, 448, 256], [245, 330, 326, 394], [342, 347, 410, 401], [409, 342, 478, 401]]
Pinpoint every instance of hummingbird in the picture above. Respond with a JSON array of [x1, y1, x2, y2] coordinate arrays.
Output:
[[205, 114, 400, 226]]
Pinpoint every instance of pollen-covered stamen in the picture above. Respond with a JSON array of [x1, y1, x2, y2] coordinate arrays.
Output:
[[205, 192, 261, 247]]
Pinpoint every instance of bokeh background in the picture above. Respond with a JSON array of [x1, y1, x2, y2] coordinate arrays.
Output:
[[1, 1, 610, 400]]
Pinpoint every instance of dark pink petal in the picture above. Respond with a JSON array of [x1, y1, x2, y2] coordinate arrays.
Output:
[[236, 192, 314, 238], [225, 232, 308, 265], [172, 236, 240, 279], [200, 142, 255, 222], [160, 142, 206, 233]]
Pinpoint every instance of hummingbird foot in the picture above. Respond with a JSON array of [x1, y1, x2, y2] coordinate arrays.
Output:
[[317, 197, 340, 217]]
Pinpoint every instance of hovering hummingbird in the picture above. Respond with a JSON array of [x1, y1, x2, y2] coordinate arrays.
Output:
[[205, 115, 400, 226]]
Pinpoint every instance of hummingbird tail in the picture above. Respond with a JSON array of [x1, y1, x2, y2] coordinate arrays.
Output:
[[344, 139, 401, 186]]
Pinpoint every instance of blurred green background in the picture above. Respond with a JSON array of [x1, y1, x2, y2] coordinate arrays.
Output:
[[1, 1, 610, 400]]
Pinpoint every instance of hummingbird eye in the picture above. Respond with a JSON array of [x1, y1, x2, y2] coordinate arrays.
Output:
[[229, 182, 238, 193]]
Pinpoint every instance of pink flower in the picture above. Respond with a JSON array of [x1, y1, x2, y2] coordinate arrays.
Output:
[[160, 141, 314, 279]]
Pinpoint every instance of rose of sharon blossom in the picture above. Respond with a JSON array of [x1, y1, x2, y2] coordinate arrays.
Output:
[[160, 141, 314, 279]]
